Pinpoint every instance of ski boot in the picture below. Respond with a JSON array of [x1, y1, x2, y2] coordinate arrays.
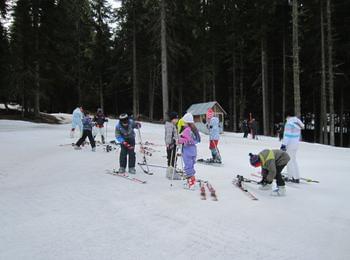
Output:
[[128, 167, 136, 174], [271, 186, 286, 196], [118, 167, 126, 174], [259, 183, 272, 190], [184, 176, 196, 190], [92, 147, 96, 152]]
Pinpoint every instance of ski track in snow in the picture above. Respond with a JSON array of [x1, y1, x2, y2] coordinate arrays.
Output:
[[0, 118, 350, 260]]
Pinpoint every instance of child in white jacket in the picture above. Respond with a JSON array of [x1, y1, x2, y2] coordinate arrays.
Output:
[[281, 112, 305, 183]]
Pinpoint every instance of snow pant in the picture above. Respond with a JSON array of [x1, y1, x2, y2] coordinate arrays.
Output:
[[243, 131, 249, 138], [286, 148, 300, 180], [76, 130, 96, 148], [93, 126, 105, 143], [120, 140, 136, 168], [264, 165, 286, 186], [166, 144, 177, 167], [182, 145, 197, 177], [209, 140, 220, 160]]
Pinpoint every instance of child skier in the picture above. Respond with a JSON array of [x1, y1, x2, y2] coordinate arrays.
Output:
[[165, 111, 181, 179], [281, 111, 305, 183], [74, 111, 96, 151], [93, 108, 108, 144], [206, 108, 221, 163], [70, 106, 83, 138], [249, 149, 290, 196], [115, 113, 141, 174], [178, 113, 201, 189]]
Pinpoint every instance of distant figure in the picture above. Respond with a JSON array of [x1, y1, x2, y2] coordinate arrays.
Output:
[[281, 111, 305, 183], [74, 111, 96, 151], [93, 108, 108, 144], [249, 118, 258, 140], [277, 122, 284, 141], [206, 108, 221, 163], [70, 106, 83, 138], [241, 119, 249, 138]]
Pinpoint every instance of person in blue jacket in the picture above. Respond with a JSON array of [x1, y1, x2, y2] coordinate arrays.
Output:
[[115, 113, 141, 174], [74, 111, 96, 151]]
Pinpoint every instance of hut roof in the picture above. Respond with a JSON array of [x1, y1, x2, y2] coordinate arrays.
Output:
[[186, 101, 227, 116]]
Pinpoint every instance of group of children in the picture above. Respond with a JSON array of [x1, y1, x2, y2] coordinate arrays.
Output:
[[70, 106, 108, 151], [70, 105, 305, 195]]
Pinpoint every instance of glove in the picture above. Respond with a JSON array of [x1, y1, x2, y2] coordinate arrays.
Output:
[[135, 122, 141, 129], [280, 144, 287, 151], [123, 141, 134, 150]]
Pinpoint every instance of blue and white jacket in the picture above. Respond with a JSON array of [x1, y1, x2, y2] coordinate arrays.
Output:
[[282, 116, 305, 149], [115, 119, 138, 144]]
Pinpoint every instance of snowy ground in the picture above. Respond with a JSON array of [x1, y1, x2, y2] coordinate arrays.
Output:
[[1, 117, 350, 260]]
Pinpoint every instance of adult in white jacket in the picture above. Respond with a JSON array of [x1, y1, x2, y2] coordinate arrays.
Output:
[[281, 112, 305, 183]]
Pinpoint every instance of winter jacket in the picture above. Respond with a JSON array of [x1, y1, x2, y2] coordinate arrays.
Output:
[[93, 112, 108, 127], [165, 121, 178, 147], [115, 119, 138, 143], [72, 108, 83, 125], [82, 116, 94, 131], [207, 116, 220, 140], [178, 126, 201, 146], [258, 149, 290, 182], [282, 116, 305, 150]]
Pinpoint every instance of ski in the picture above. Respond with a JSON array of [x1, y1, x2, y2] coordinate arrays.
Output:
[[232, 176, 258, 201], [199, 180, 206, 200], [251, 172, 319, 184], [105, 169, 147, 184], [137, 162, 153, 175], [197, 158, 223, 166], [206, 181, 218, 201]]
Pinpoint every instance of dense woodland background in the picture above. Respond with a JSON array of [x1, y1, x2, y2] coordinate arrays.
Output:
[[0, 0, 349, 147]]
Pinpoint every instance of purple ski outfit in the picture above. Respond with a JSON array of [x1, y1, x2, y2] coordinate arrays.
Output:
[[178, 126, 201, 177]]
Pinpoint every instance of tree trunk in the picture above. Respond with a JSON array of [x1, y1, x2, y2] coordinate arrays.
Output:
[[149, 67, 155, 121], [261, 33, 269, 136], [292, 0, 301, 117], [239, 50, 245, 122], [160, 0, 169, 121], [212, 47, 216, 100], [33, 0, 40, 117], [339, 83, 343, 147], [99, 77, 104, 111], [270, 59, 275, 134], [232, 46, 237, 132], [326, 0, 335, 146], [132, 3, 139, 117], [202, 63, 206, 102], [320, 0, 328, 144], [282, 5, 287, 121]]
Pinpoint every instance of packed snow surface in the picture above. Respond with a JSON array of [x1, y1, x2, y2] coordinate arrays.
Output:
[[1, 118, 350, 260]]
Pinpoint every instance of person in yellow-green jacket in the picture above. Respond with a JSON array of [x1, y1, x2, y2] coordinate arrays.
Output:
[[249, 149, 290, 196], [177, 117, 186, 135]]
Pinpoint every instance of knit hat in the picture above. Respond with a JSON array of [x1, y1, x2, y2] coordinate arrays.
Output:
[[169, 111, 178, 121], [249, 153, 261, 167], [206, 108, 214, 120], [119, 113, 129, 124], [182, 113, 194, 123]]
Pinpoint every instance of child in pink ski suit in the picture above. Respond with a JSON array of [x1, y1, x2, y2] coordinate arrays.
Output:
[[178, 113, 201, 188]]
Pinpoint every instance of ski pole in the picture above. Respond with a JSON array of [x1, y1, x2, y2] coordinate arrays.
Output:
[[137, 127, 151, 174], [170, 144, 178, 187]]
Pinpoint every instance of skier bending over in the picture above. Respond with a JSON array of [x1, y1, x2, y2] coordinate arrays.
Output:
[[206, 108, 221, 163], [93, 108, 108, 144], [115, 113, 141, 174], [165, 111, 181, 180], [178, 113, 201, 189], [75, 111, 96, 151], [70, 106, 83, 138], [249, 149, 290, 196]]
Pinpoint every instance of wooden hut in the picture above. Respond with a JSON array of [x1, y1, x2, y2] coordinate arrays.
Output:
[[186, 101, 227, 134]]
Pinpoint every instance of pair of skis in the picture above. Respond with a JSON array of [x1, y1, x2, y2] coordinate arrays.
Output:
[[105, 169, 147, 184], [198, 180, 218, 201]]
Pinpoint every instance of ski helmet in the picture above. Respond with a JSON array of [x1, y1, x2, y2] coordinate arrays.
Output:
[[119, 113, 129, 124]]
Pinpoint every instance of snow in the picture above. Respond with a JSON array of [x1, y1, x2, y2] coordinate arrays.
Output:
[[1, 118, 350, 260]]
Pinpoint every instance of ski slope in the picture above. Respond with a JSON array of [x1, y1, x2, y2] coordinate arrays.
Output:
[[1, 117, 350, 260]]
